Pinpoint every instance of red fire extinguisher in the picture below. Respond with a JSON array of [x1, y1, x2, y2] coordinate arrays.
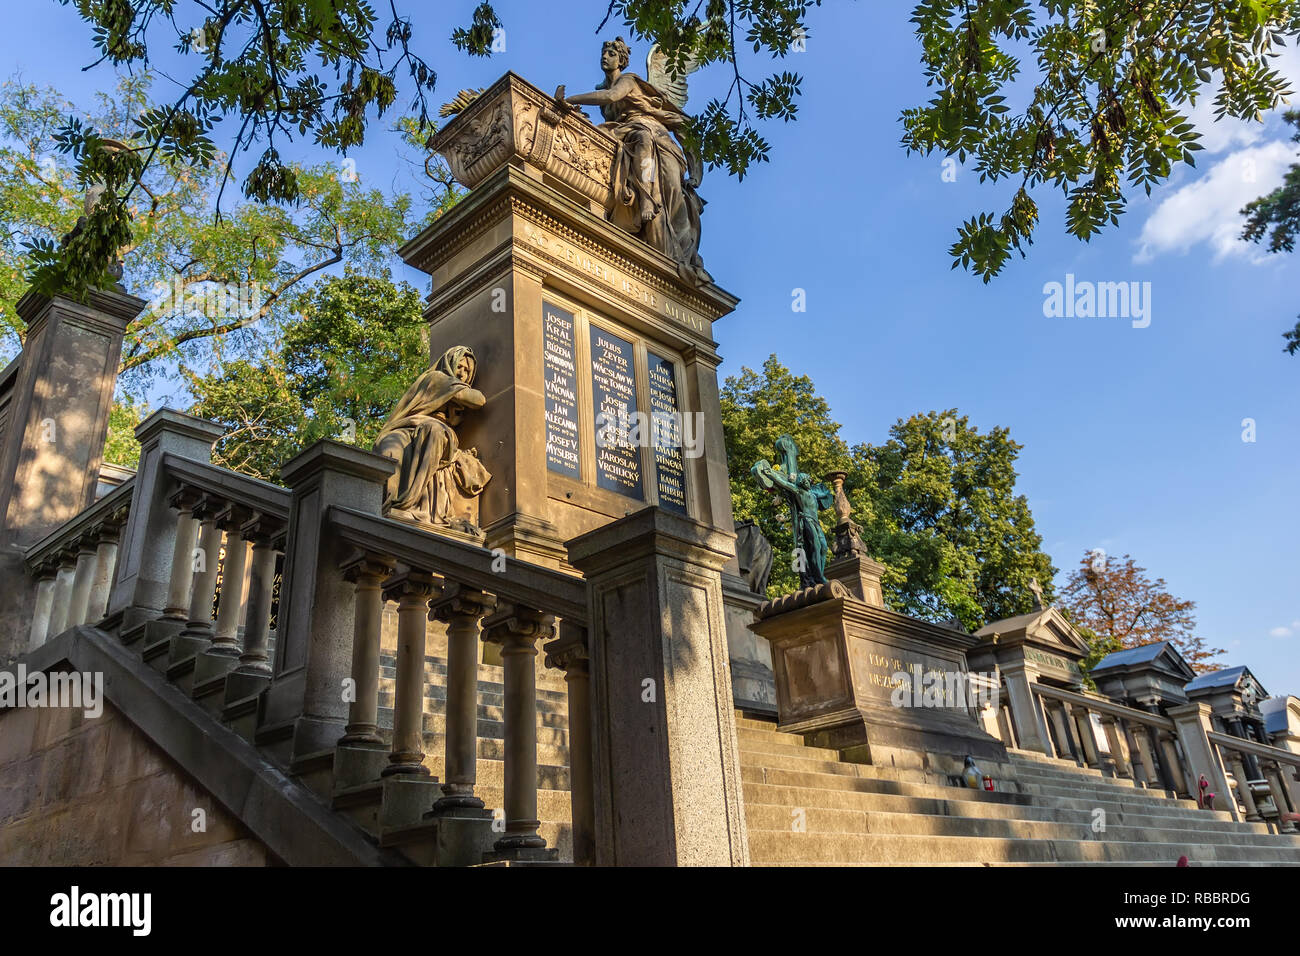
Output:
[[983, 774, 994, 791]]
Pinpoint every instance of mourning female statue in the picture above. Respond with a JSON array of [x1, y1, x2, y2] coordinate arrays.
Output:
[[555, 37, 711, 287], [751, 435, 834, 590], [374, 346, 491, 530]]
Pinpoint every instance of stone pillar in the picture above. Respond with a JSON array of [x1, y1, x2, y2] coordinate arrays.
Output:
[[0, 288, 142, 659], [178, 507, 223, 639], [1001, 661, 1051, 754], [1157, 728, 1187, 796], [66, 534, 99, 628], [1128, 723, 1160, 787], [339, 552, 395, 745], [430, 584, 496, 811], [46, 549, 77, 639], [383, 571, 437, 777], [1167, 702, 1236, 818], [1048, 702, 1077, 762], [545, 625, 594, 866], [1099, 715, 1133, 778], [108, 410, 224, 634], [223, 514, 283, 704], [209, 508, 251, 656], [26, 563, 58, 651], [257, 441, 394, 764], [567, 508, 750, 866], [86, 513, 124, 625], [1229, 716, 1264, 781], [1262, 760, 1298, 832], [996, 701, 1018, 749], [483, 605, 557, 861], [161, 495, 200, 623], [1068, 704, 1101, 768], [1225, 751, 1262, 821]]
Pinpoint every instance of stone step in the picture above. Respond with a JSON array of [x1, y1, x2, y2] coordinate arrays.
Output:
[[741, 767, 1243, 823], [745, 830, 1300, 865], [740, 781, 1251, 831], [741, 802, 1299, 848]]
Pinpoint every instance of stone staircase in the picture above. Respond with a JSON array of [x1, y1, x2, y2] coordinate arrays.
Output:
[[736, 711, 1300, 866]]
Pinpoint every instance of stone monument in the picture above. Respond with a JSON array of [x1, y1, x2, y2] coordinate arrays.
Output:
[[750, 435, 833, 589]]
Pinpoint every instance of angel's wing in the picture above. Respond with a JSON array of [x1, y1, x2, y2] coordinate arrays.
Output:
[[646, 43, 701, 111]]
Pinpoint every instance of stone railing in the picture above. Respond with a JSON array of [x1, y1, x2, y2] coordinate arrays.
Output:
[[1020, 683, 1230, 811], [24, 477, 133, 649], [1208, 730, 1300, 833], [13, 407, 749, 866], [324, 503, 592, 864]]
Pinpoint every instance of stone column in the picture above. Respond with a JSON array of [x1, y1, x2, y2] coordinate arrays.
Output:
[[209, 507, 251, 656], [161, 494, 201, 624], [0, 288, 141, 658], [1099, 715, 1133, 778], [224, 513, 284, 704], [483, 604, 557, 861], [1156, 728, 1187, 796], [256, 441, 393, 763], [1225, 751, 1262, 821], [996, 701, 1018, 749], [339, 551, 395, 745], [107, 410, 224, 635], [430, 584, 496, 811], [1229, 716, 1265, 781], [1068, 703, 1101, 768], [1167, 702, 1237, 818], [383, 571, 438, 777], [1000, 661, 1052, 754], [46, 549, 78, 639], [567, 508, 750, 866], [178, 505, 223, 640], [27, 563, 58, 651], [1048, 702, 1077, 762], [86, 512, 125, 625], [1128, 723, 1159, 786], [1262, 760, 1298, 832], [66, 534, 99, 628], [545, 624, 594, 866]]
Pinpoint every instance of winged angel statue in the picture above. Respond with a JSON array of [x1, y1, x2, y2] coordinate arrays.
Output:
[[555, 38, 712, 287]]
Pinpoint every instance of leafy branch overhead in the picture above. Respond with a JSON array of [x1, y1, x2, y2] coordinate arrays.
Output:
[[902, 0, 1300, 280], [38, 0, 820, 301]]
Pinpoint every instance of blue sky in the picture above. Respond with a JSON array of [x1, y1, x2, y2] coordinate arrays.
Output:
[[4, 2, 1297, 694]]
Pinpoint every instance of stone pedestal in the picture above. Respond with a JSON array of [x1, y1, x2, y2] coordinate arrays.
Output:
[[720, 571, 774, 715], [0, 289, 142, 659], [256, 441, 395, 763], [567, 508, 750, 866], [750, 584, 1006, 772], [403, 73, 741, 574]]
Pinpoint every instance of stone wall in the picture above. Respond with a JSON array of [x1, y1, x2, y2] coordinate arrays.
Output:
[[0, 696, 270, 865]]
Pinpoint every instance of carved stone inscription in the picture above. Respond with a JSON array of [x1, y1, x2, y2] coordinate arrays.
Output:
[[589, 326, 642, 498], [647, 350, 686, 515], [543, 301, 581, 478]]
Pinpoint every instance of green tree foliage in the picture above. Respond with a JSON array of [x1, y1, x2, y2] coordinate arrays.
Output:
[[103, 393, 148, 466], [903, 0, 1300, 280], [44, 1, 821, 301], [851, 410, 1057, 631], [185, 270, 427, 481], [1240, 108, 1300, 354], [0, 73, 426, 384], [721, 357, 1056, 628]]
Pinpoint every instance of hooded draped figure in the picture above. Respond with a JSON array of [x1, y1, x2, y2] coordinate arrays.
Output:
[[374, 346, 491, 528]]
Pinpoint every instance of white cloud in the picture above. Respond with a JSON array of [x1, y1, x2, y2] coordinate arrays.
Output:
[[1269, 620, 1300, 638], [1134, 141, 1296, 263]]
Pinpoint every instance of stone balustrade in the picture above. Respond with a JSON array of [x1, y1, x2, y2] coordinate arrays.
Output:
[[326, 501, 592, 864], [1208, 730, 1300, 833], [23, 478, 133, 648], [1016, 681, 1300, 833]]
